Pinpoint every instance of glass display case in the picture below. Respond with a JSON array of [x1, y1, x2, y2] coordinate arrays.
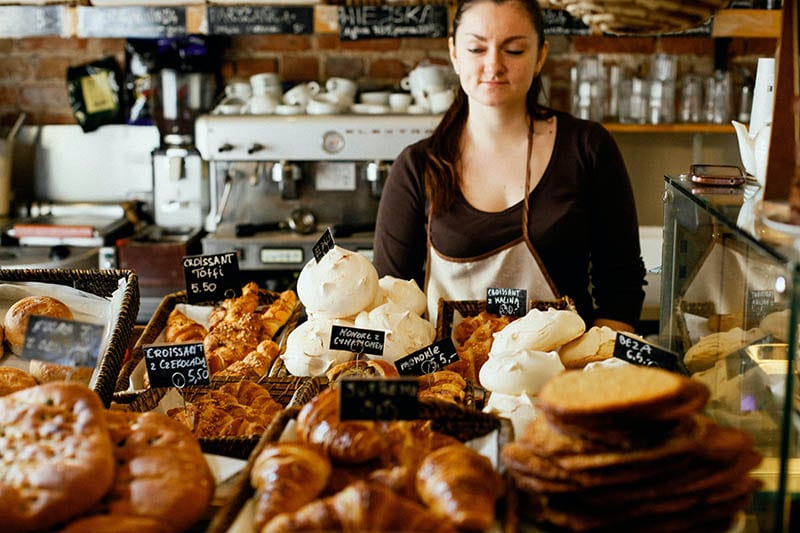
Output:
[[660, 174, 798, 532]]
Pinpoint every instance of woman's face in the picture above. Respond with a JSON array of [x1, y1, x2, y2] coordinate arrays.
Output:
[[449, 0, 547, 110]]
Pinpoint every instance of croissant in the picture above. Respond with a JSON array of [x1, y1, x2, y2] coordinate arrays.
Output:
[[215, 339, 279, 380], [261, 289, 297, 338], [251, 442, 332, 530], [296, 388, 385, 464], [262, 480, 457, 533], [417, 370, 467, 405], [415, 444, 504, 530], [207, 281, 261, 330], [164, 308, 207, 343]]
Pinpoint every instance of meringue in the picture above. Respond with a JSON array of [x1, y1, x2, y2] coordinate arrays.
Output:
[[354, 302, 436, 362], [297, 245, 379, 319], [281, 317, 356, 377], [375, 275, 427, 316], [478, 348, 564, 396], [489, 308, 585, 357], [483, 392, 538, 438]]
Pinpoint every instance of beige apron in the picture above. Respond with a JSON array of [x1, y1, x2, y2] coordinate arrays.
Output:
[[424, 124, 559, 324]]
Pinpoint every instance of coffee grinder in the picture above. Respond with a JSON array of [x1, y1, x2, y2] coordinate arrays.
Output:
[[149, 37, 220, 235]]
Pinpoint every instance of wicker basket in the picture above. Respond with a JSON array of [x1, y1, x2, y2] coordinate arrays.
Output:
[[0, 268, 139, 407], [113, 287, 302, 401], [124, 376, 324, 459], [206, 399, 514, 533], [556, 0, 731, 35]]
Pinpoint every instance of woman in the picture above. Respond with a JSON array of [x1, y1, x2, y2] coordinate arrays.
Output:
[[372, 0, 646, 332]]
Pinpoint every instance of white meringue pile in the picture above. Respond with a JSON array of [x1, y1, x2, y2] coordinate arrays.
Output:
[[282, 246, 435, 376], [480, 307, 585, 436]]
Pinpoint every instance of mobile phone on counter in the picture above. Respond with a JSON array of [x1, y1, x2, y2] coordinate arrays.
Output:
[[688, 164, 746, 187]]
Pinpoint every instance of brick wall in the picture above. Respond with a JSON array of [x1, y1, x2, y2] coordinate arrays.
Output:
[[0, 33, 776, 127]]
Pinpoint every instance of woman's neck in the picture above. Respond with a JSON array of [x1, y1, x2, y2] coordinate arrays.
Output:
[[464, 103, 531, 147]]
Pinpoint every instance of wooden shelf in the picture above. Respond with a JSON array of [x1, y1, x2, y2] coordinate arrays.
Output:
[[604, 123, 735, 134], [712, 9, 782, 38]]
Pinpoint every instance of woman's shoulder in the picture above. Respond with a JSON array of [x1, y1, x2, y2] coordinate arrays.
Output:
[[552, 109, 609, 137]]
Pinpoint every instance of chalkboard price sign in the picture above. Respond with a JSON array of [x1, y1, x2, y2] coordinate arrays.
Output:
[[22, 316, 105, 367], [77, 6, 186, 38], [613, 333, 686, 374], [329, 325, 385, 356], [746, 289, 776, 325], [207, 6, 313, 35], [0, 6, 65, 37], [313, 227, 336, 263], [338, 5, 448, 41], [542, 9, 590, 36], [183, 251, 241, 304], [143, 342, 210, 389], [486, 287, 527, 317], [395, 337, 458, 376], [339, 377, 419, 420]]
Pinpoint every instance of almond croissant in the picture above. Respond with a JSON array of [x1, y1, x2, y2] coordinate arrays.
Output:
[[296, 388, 385, 464], [251, 442, 331, 531], [262, 480, 457, 533], [416, 444, 504, 530]]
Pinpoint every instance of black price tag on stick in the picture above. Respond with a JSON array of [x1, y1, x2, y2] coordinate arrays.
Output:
[[486, 287, 527, 317], [395, 337, 458, 376], [183, 252, 241, 304], [339, 378, 419, 420], [329, 325, 385, 356], [143, 342, 210, 389], [22, 316, 105, 367], [313, 227, 335, 263], [613, 333, 686, 374]]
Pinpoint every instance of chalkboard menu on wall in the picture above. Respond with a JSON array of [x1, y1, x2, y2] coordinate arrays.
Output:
[[207, 6, 314, 35], [542, 9, 591, 36], [338, 5, 449, 41], [0, 6, 65, 38], [77, 6, 186, 38]]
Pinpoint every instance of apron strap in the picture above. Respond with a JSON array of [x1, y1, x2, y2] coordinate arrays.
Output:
[[521, 119, 534, 242]]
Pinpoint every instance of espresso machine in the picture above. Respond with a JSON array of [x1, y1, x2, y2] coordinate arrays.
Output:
[[194, 113, 441, 289]]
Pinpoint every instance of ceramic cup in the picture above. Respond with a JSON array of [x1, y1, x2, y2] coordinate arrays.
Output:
[[282, 81, 321, 108], [360, 91, 390, 105], [213, 95, 246, 115], [401, 64, 451, 95], [275, 103, 304, 116], [225, 81, 252, 101], [242, 93, 280, 114], [428, 89, 455, 114], [389, 92, 413, 112], [250, 72, 282, 97], [306, 93, 341, 115], [325, 77, 358, 106]]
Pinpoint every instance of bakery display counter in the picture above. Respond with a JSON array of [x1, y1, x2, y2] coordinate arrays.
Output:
[[660, 174, 799, 531]]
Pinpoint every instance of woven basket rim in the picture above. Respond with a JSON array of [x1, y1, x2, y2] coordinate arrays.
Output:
[[0, 268, 139, 408]]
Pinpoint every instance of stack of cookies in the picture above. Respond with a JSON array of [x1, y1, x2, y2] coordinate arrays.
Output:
[[501, 365, 763, 532]]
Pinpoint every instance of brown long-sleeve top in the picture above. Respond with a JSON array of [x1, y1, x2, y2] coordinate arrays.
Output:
[[372, 110, 647, 327]]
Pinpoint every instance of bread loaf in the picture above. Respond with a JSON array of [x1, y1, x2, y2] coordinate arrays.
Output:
[[0, 365, 37, 396], [0, 382, 115, 531], [4, 295, 74, 354]]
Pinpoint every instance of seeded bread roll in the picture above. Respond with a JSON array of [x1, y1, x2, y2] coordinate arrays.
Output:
[[4, 295, 74, 355]]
